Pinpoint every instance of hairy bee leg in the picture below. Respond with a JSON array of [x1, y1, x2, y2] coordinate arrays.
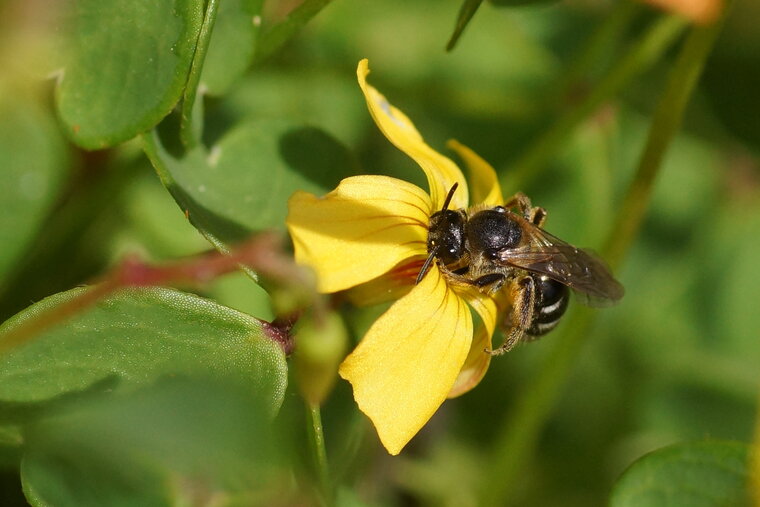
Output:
[[504, 192, 546, 226], [528, 207, 547, 227], [473, 273, 506, 294], [488, 276, 536, 356], [503, 192, 531, 213]]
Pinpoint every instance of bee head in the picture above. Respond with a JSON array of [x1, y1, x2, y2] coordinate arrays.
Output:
[[427, 209, 466, 266], [416, 183, 464, 284]]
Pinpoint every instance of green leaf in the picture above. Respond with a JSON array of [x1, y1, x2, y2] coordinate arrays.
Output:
[[21, 378, 290, 506], [201, 0, 264, 96], [0, 425, 23, 467], [56, 0, 204, 149], [610, 441, 752, 507], [0, 287, 287, 419], [117, 167, 211, 260], [143, 119, 356, 249], [218, 70, 365, 146], [179, 0, 220, 150], [489, 0, 559, 5], [254, 0, 333, 63], [210, 272, 274, 322], [0, 96, 67, 287], [446, 0, 483, 52]]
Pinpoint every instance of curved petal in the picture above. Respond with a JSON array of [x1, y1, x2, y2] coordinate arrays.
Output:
[[448, 322, 492, 398], [347, 257, 423, 307], [286, 175, 430, 293], [447, 139, 504, 207], [339, 265, 472, 455], [357, 59, 468, 211], [448, 287, 500, 398]]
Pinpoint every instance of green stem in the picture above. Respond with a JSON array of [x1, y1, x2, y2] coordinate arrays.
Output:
[[180, 0, 220, 149], [504, 14, 686, 194], [254, 0, 333, 63], [603, 14, 727, 269], [553, 1, 641, 101], [480, 13, 728, 507], [307, 402, 332, 506]]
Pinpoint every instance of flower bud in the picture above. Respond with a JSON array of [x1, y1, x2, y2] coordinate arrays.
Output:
[[293, 311, 348, 406]]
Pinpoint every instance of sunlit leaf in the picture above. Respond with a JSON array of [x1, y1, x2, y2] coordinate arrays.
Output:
[[610, 441, 752, 507], [144, 119, 356, 249], [0, 287, 287, 418], [201, 0, 264, 96], [56, 0, 204, 148]]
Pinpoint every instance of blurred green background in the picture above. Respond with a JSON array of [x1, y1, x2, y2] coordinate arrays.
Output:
[[1, 0, 758, 505]]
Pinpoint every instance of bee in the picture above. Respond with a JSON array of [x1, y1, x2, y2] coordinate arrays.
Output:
[[417, 183, 624, 355]]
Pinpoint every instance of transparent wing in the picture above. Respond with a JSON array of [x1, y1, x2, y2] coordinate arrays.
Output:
[[497, 220, 624, 306]]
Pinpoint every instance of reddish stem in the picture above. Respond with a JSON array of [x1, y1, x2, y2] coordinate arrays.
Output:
[[0, 233, 314, 355]]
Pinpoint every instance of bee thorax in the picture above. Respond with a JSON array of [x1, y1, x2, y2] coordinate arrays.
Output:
[[466, 209, 522, 255]]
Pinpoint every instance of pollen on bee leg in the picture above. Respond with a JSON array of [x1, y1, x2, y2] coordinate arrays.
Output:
[[487, 276, 535, 356]]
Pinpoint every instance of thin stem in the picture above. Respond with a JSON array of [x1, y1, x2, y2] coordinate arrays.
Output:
[[254, 0, 333, 64], [480, 11, 728, 506], [180, 0, 220, 149], [0, 233, 314, 355], [504, 14, 686, 194], [553, 1, 641, 100], [306, 402, 332, 506], [603, 12, 727, 270]]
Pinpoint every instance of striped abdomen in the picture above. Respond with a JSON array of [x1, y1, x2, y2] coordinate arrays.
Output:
[[527, 275, 569, 337]]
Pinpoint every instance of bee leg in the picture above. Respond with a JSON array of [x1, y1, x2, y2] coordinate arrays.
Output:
[[504, 192, 546, 227], [488, 276, 536, 356], [473, 273, 506, 294], [528, 207, 547, 227], [503, 192, 531, 213]]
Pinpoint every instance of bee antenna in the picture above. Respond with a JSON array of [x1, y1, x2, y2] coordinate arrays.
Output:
[[416, 246, 439, 285], [441, 183, 458, 212], [417, 184, 457, 284]]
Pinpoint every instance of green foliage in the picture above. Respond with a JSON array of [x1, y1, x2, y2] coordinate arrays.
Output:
[[144, 118, 355, 249], [201, 0, 264, 96], [0, 0, 758, 505], [21, 378, 289, 506], [446, 0, 484, 51], [610, 441, 752, 507], [0, 287, 286, 412], [56, 0, 204, 149], [0, 95, 67, 286], [490, 0, 559, 5]]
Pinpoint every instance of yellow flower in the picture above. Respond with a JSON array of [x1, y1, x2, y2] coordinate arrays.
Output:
[[286, 59, 506, 455]]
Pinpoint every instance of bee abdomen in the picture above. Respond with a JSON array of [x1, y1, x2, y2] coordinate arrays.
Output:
[[527, 276, 568, 337]]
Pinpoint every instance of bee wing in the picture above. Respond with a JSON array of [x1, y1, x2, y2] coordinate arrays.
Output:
[[498, 225, 624, 307]]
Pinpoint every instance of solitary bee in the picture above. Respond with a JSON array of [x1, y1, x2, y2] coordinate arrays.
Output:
[[417, 184, 624, 355]]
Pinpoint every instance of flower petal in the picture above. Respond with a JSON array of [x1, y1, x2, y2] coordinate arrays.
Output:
[[447, 139, 504, 207], [357, 59, 468, 211], [339, 264, 473, 455], [286, 175, 430, 293], [347, 257, 422, 307], [448, 286, 501, 398], [448, 322, 492, 398]]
